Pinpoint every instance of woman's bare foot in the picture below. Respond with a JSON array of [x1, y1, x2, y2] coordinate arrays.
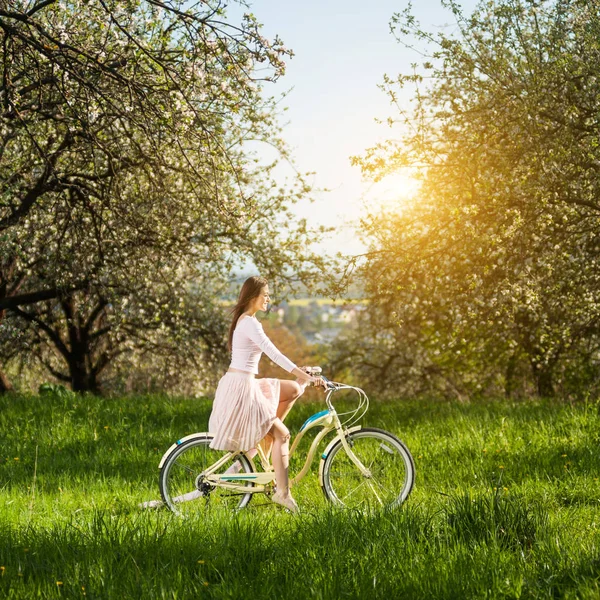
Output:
[[271, 491, 299, 514]]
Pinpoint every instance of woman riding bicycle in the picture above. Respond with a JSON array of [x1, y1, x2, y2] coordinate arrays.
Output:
[[208, 275, 322, 513]]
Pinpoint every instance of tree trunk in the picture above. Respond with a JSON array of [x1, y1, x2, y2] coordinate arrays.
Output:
[[68, 350, 100, 394], [531, 361, 555, 398], [0, 367, 13, 393], [505, 353, 517, 398], [0, 309, 13, 393], [62, 295, 98, 394]]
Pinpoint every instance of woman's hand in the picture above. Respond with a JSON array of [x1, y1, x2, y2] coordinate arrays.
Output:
[[312, 376, 326, 388], [294, 366, 326, 388]]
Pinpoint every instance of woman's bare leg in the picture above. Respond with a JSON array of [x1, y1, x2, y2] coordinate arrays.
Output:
[[223, 447, 258, 474], [269, 418, 292, 496], [257, 433, 274, 465], [278, 380, 303, 420], [259, 380, 304, 460], [270, 418, 299, 512]]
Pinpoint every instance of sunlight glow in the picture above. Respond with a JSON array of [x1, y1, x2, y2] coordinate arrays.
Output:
[[362, 171, 422, 213]]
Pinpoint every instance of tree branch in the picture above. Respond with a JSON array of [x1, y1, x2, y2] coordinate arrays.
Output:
[[0, 282, 88, 310], [10, 305, 71, 359]]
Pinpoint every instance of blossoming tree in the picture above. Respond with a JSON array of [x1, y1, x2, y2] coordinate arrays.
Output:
[[338, 0, 600, 398], [0, 0, 328, 392]]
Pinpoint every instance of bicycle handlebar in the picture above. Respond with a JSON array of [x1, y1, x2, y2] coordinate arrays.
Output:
[[320, 374, 337, 390], [301, 366, 368, 422], [301, 366, 340, 391]]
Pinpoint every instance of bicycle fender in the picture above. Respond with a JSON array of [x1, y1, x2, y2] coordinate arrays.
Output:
[[158, 432, 212, 469], [318, 426, 362, 480]]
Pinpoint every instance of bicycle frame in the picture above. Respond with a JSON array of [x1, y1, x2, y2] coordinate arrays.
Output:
[[200, 383, 372, 495]]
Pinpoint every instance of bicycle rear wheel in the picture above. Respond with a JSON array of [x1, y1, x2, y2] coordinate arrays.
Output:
[[320, 428, 415, 509], [159, 434, 255, 515]]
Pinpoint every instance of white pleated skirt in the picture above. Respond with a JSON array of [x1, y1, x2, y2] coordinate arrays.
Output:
[[208, 372, 281, 452]]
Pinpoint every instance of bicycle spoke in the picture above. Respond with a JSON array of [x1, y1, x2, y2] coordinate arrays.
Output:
[[339, 479, 369, 502], [366, 480, 383, 506], [370, 474, 398, 497], [172, 462, 196, 477], [322, 430, 414, 509], [160, 436, 255, 514]]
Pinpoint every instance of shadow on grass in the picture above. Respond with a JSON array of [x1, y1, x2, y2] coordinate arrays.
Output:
[[0, 496, 598, 600], [0, 506, 433, 599], [444, 489, 547, 550], [477, 444, 600, 491]]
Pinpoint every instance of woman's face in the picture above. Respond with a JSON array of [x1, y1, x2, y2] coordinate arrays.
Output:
[[250, 285, 270, 313]]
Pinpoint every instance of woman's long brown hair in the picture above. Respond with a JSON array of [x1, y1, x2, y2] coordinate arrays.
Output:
[[228, 276, 268, 352]]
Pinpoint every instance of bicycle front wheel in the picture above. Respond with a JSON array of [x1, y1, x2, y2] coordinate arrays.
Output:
[[320, 427, 415, 509], [159, 434, 255, 515]]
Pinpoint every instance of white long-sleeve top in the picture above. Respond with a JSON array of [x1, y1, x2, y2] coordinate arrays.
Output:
[[230, 315, 297, 375]]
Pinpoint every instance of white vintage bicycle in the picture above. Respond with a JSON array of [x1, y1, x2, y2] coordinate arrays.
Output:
[[158, 370, 415, 514]]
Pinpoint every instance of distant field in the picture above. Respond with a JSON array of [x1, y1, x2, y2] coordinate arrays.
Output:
[[286, 298, 365, 307], [1, 392, 599, 599], [219, 298, 366, 307]]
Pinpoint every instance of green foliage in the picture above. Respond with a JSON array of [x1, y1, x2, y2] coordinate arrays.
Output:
[[38, 382, 73, 399], [0, 392, 599, 598], [0, 1, 332, 392], [345, 0, 600, 399]]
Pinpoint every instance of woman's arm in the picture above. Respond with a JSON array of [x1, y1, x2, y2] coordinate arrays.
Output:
[[292, 367, 313, 384], [244, 318, 298, 373], [244, 318, 322, 385]]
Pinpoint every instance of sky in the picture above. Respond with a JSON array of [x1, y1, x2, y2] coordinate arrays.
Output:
[[234, 0, 480, 255]]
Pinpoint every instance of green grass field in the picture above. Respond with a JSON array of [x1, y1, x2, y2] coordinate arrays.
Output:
[[1, 390, 599, 599]]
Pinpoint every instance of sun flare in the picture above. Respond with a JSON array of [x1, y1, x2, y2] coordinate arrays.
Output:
[[364, 171, 421, 213]]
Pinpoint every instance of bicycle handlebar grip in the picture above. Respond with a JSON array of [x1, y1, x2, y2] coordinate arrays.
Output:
[[320, 374, 336, 390], [304, 366, 322, 375]]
